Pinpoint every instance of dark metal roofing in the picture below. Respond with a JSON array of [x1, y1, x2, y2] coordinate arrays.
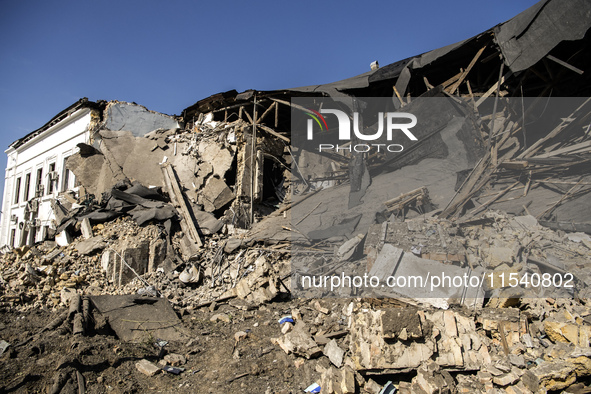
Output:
[[181, 0, 591, 116], [494, 0, 591, 72]]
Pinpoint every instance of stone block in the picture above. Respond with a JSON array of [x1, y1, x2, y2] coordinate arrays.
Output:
[[163, 353, 186, 366], [81, 217, 93, 239], [381, 307, 422, 340], [323, 339, 345, 368], [545, 321, 591, 346], [493, 371, 519, 387], [75, 236, 106, 256], [282, 321, 322, 359], [136, 359, 160, 376], [201, 177, 234, 212], [482, 246, 514, 267], [340, 367, 356, 394]]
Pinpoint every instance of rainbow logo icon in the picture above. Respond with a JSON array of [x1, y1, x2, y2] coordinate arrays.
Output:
[[304, 108, 328, 131]]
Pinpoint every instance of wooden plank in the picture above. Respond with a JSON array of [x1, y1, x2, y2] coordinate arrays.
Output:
[[480, 50, 501, 64], [161, 164, 202, 248], [518, 97, 591, 159], [275, 97, 279, 128], [498, 160, 529, 170], [531, 140, 591, 158], [466, 80, 477, 111], [393, 86, 405, 107], [256, 101, 276, 125], [242, 105, 253, 123], [257, 123, 290, 143], [537, 180, 591, 186], [468, 180, 520, 217], [440, 156, 483, 214], [269, 97, 311, 114], [475, 71, 513, 108], [250, 97, 257, 225], [439, 153, 492, 218], [546, 54, 584, 75], [490, 61, 506, 167], [384, 187, 428, 212], [272, 188, 323, 217], [441, 71, 462, 89], [295, 202, 322, 225], [449, 45, 487, 94], [537, 179, 584, 219]]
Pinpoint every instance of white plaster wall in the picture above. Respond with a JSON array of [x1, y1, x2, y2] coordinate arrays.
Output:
[[0, 108, 92, 247]]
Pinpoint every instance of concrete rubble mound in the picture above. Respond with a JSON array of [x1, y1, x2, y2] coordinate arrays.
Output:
[[2, 0, 591, 392]]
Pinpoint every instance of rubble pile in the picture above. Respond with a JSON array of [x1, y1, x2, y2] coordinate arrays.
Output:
[[0, 215, 292, 312], [2, 205, 591, 391], [1, 0, 591, 392]]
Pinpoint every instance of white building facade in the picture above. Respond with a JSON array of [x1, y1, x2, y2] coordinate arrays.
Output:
[[0, 99, 102, 248]]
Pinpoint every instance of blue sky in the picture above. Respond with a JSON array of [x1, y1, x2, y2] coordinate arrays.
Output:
[[0, 0, 540, 209]]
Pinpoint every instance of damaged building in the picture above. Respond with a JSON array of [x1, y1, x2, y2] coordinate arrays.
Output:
[[1, 0, 591, 392], [1, 98, 104, 248], [1, 99, 179, 249]]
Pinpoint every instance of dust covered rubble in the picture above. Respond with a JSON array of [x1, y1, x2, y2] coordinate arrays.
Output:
[[3, 206, 591, 392], [2, 111, 591, 392], [2, 96, 591, 393], [268, 298, 591, 393]]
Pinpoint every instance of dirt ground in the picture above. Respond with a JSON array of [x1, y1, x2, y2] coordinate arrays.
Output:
[[0, 297, 352, 394]]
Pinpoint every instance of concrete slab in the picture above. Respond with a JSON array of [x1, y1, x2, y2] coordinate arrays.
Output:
[[75, 236, 106, 256], [90, 295, 188, 342], [201, 177, 234, 212], [369, 244, 484, 309]]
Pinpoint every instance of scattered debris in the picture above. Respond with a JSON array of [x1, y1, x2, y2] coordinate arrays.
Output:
[[1, 0, 591, 392]]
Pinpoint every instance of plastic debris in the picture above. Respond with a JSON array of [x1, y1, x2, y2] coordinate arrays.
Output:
[[379, 381, 396, 394], [410, 245, 423, 255], [278, 315, 294, 325], [162, 365, 185, 375]]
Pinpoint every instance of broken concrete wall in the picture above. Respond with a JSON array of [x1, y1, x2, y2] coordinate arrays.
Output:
[[101, 230, 168, 286], [230, 129, 286, 226], [102, 101, 179, 137], [99, 130, 165, 188], [348, 306, 492, 371], [66, 145, 119, 198], [67, 130, 203, 200]]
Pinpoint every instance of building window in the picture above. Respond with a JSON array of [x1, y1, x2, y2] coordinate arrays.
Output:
[[10, 229, 16, 247], [62, 160, 69, 191], [36, 168, 43, 196], [23, 173, 31, 202], [13, 177, 21, 204], [48, 162, 56, 194], [61, 157, 76, 191]]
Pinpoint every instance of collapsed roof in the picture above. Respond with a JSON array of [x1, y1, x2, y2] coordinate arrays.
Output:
[[182, 0, 591, 119], [3, 3, 591, 392]]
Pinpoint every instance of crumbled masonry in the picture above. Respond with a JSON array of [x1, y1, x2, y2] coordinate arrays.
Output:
[[2, 0, 591, 392]]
